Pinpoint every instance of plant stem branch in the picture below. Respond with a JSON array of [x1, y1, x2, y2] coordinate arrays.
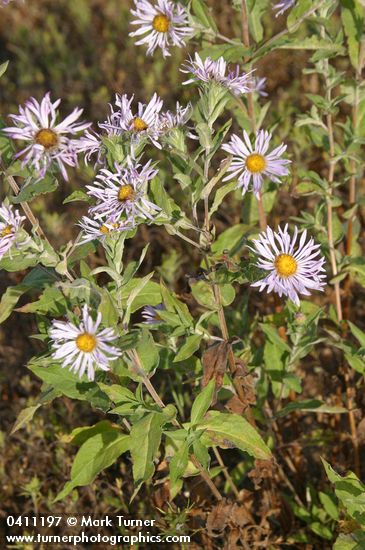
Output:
[[130, 349, 224, 501]]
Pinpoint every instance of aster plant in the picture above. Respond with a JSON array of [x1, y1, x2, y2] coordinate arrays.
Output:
[[1, 2, 364, 542]]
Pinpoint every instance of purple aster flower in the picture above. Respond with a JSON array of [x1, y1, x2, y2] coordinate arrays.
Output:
[[0, 203, 27, 259]]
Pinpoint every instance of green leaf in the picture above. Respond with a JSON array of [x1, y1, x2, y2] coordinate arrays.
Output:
[[63, 189, 89, 204], [348, 321, 365, 348], [11, 176, 58, 203], [130, 412, 165, 489], [247, 0, 270, 43], [197, 410, 272, 459], [192, 0, 218, 31], [340, 0, 364, 69], [136, 330, 160, 373], [10, 404, 42, 435], [275, 399, 348, 418], [55, 425, 129, 501], [322, 459, 365, 524], [120, 279, 162, 313], [29, 362, 110, 411], [169, 441, 189, 499], [191, 379, 215, 424], [334, 532, 365, 550], [173, 334, 202, 362], [0, 60, 9, 78]]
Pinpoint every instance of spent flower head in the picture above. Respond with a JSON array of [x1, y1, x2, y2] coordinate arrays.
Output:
[[3, 93, 90, 180], [87, 158, 160, 224], [249, 225, 326, 306], [78, 215, 133, 245], [50, 305, 122, 381], [129, 0, 193, 58], [222, 129, 290, 197]]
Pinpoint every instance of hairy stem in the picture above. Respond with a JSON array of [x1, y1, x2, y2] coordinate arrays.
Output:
[[240, 0, 267, 232]]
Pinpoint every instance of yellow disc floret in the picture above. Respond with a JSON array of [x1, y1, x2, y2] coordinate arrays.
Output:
[[152, 14, 170, 33], [132, 117, 148, 132], [35, 128, 59, 149], [245, 153, 266, 173], [118, 184, 135, 202], [1, 225, 14, 237], [76, 332, 97, 353], [275, 254, 298, 277]]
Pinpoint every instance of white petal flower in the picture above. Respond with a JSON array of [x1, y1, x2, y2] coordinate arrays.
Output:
[[78, 215, 133, 244], [49, 305, 122, 381], [87, 158, 160, 224], [222, 130, 290, 197], [73, 129, 104, 166], [3, 93, 91, 181], [99, 93, 164, 149], [0, 203, 27, 259], [249, 225, 326, 306], [158, 102, 192, 132], [273, 0, 296, 17], [181, 53, 253, 96], [129, 0, 193, 58]]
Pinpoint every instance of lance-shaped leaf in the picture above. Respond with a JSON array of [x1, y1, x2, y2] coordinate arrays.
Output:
[[196, 410, 271, 460]]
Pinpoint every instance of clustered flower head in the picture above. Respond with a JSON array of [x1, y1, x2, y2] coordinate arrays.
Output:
[[250, 225, 326, 306], [49, 305, 122, 381], [129, 0, 193, 58], [181, 53, 254, 96], [273, 0, 296, 17], [0, 203, 27, 259], [3, 93, 90, 180], [222, 129, 290, 197]]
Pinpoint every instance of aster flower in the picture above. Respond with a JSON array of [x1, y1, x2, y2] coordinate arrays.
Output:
[[273, 0, 296, 16], [78, 215, 133, 245], [49, 305, 122, 381], [249, 76, 268, 97], [0, 203, 27, 259], [181, 53, 253, 96], [222, 130, 290, 198], [99, 93, 164, 149], [87, 159, 160, 224], [129, 0, 193, 58], [74, 129, 104, 166], [3, 93, 90, 180], [249, 225, 326, 306], [141, 303, 166, 324], [159, 102, 192, 132]]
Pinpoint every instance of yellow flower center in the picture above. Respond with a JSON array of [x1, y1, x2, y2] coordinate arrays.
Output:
[[1, 225, 14, 237], [35, 128, 59, 149], [132, 117, 148, 132], [152, 14, 170, 33], [76, 332, 97, 353], [118, 184, 135, 202], [100, 225, 110, 234], [245, 153, 266, 173], [275, 254, 297, 277]]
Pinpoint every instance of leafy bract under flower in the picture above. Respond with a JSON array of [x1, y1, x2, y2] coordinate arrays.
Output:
[[49, 305, 122, 381], [129, 0, 193, 58], [3, 93, 90, 180], [249, 225, 326, 306], [222, 130, 290, 197]]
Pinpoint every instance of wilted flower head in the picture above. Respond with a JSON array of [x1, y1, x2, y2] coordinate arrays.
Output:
[[0, 203, 27, 259], [50, 305, 122, 381], [99, 93, 164, 149], [273, 0, 296, 16], [249, 225, 326, 306], [222, 130, 290, 197], [249, 76, 268, 97], [159, 102, 192, 132], [3, 93, 90, 180], [181, 53, 253, 96], [74, 129, 104, 166], [129, 0, 193, 58], [87, 158, 160, 224]]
